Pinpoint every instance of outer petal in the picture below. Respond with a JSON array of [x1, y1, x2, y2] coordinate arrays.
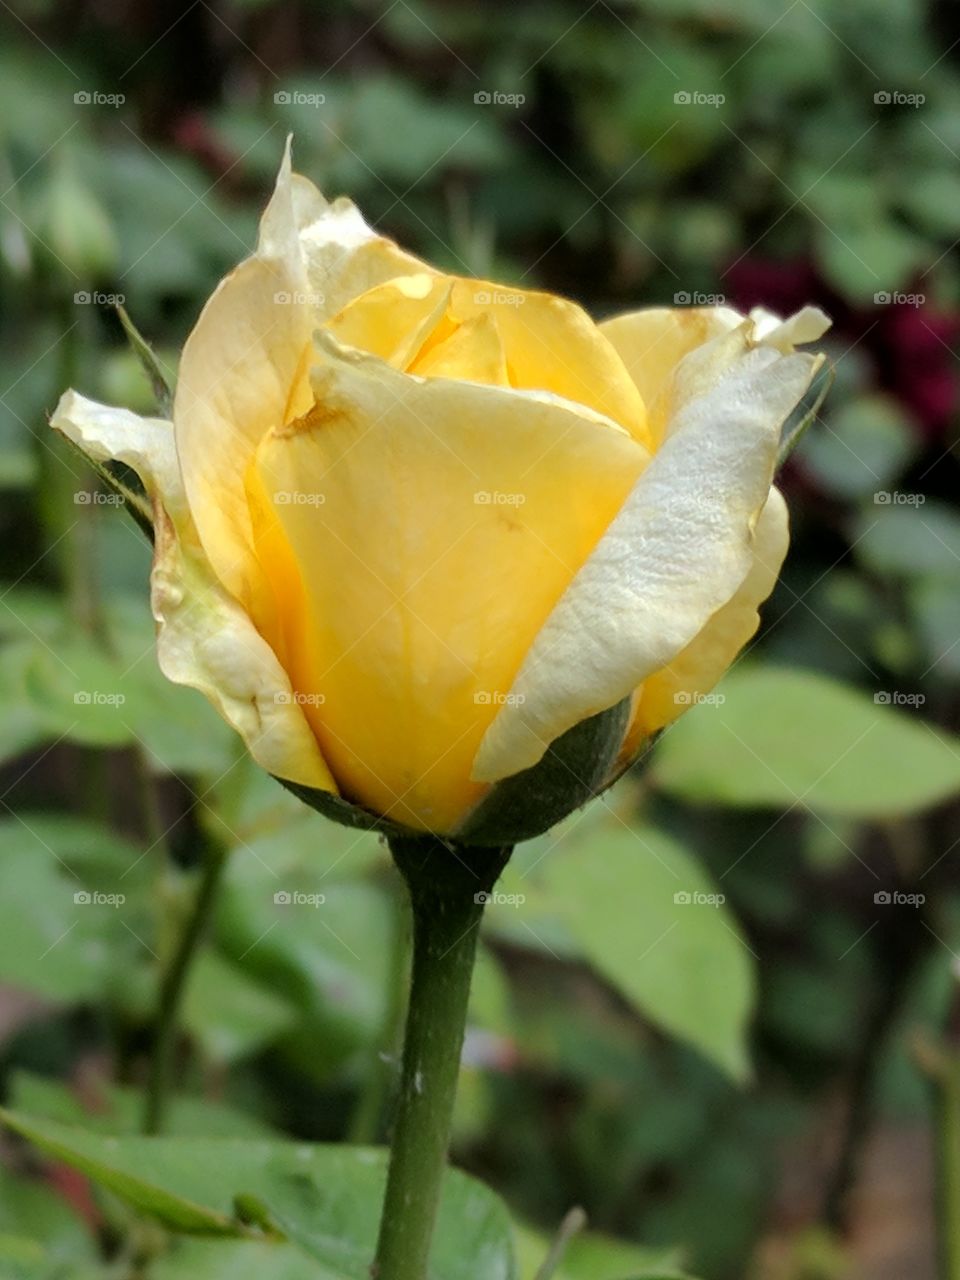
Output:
[[600, 304, 830, 447], [472, 345, 821, 782], [50, 389, 336, 793], [174, 143, 431, 613], [599, 306, 743, 446], [616, 487, 789, 765], [252, 335, 650, 832]]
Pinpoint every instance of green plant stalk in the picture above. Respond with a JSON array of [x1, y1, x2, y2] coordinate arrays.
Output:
[[373, 836, 511, 1278], [143, 844, 228, 1135], [939, 1052, 960, 1280]]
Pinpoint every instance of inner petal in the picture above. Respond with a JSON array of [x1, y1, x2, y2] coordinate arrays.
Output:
[[251, 352, 649, 832]]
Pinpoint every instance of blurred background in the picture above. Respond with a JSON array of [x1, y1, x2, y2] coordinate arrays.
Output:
[[2, 1, 960, 1278]]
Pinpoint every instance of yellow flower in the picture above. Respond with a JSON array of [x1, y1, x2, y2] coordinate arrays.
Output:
[[52, 142, 829, 839]]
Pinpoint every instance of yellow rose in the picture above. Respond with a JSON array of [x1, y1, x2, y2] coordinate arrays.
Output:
[[52, 142, 829, 840]]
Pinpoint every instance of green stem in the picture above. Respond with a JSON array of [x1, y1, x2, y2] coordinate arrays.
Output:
[[143, 844, 228, 1135], [938, 1052, 960, 1280], [535, 1207, 587, 1280], [373, 836, 511, 1279]]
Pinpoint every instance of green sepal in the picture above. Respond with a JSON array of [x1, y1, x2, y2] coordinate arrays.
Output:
[[276, 696, 632, 848], [273, 777, 419, 841], [116, 304, 174, 417], [777, 357, 834, 469], [455, 695, 633, 846], [55, 429, 154, 543]]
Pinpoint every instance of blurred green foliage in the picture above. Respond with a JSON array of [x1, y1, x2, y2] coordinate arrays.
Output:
[[1, 1, 960, 1277]]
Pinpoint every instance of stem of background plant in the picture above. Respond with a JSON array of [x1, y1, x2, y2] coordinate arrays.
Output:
[[916, 1031, 960, 1280], [373, 836, 512, 1278], [940, 1052, 960, 1280], [143, 842, 229, 1135]]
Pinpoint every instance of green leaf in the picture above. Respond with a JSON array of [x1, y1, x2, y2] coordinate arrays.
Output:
[[816, 218, 927, 303], [9, 1071, 272, 1139], [910, 577, 960, 680], [494, 817, 754, 1080], [854, 499, 960, 580], [153, 1239, 335, 1280], [0, 1111, 517, 1279], [0, 1166, 97, 1262], [0, 815, 151, 1003], [798, 393, 917, 499], [182, 950, 299, 1064], [652, 666, 960, 817], [515, 1220, 696, 1279]]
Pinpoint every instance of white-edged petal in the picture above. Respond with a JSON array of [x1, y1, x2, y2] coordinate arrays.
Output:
[[472, 346, 820, 782], [51, 389, 336, 793]]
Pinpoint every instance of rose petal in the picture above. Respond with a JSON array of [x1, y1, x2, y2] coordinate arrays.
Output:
[[252, 335, 649, 831], [51, 389, 336, 793], [472, 346, 820, 782]]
